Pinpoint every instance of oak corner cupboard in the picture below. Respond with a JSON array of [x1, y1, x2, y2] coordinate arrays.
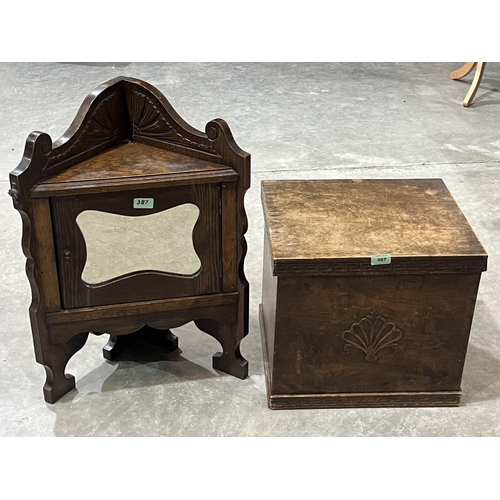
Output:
[[9, 76, 250, 403]]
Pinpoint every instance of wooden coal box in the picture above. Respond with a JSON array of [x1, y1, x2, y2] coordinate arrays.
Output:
[[259, 179, 487, 409]]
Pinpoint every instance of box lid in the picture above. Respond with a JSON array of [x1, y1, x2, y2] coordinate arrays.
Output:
[[261, 179, 487, 276]]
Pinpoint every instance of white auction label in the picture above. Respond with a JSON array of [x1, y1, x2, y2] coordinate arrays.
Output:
[[133, 198, 154, 209], [371, 253, 392, 265]]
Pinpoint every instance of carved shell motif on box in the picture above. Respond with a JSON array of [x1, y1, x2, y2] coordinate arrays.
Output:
[[341, 311, 403, 362]]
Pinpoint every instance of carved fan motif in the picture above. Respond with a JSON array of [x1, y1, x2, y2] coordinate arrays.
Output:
[[46, 92, 120, 168], [341, 311, 403, 362], [130, 90, 219, 155], [130, 90, 176, 140], [83, 94, 120, 141]]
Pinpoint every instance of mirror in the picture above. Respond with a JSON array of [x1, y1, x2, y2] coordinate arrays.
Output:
[[76, 204, 201, 284]]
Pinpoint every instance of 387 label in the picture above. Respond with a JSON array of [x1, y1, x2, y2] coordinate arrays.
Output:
[[133, 198, 154, 209], [371, 254, 392, 265]]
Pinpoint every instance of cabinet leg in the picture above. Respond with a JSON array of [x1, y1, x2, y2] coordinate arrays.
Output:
[[42, 332, 89, 404], [195, 319, 248, 379], [102, 326, 178, 360]]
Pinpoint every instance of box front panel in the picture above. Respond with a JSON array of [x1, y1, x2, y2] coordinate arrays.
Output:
[[271, 273, 481, 395]]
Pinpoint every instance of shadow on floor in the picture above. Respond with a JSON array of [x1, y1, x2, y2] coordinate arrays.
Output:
[[453, 77, 500, 106], [92, 339, 222, 394], [461, 343, 500, 404], [461, 302, 500, 405], [44, 332, 233, 435]]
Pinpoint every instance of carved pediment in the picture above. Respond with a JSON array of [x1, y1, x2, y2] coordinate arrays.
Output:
[[10, 76, 250, 214], [41, 77, 224, 176]]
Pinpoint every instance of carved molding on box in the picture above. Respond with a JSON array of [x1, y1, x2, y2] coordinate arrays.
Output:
[[274, 258, 487, 276], [269, 392, 461, 409], [341, 311, 402, 362]]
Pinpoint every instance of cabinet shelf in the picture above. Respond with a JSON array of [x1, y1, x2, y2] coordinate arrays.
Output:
[[32, 142, 238, 197]]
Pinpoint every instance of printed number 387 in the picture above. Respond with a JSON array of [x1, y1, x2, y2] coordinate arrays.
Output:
[[133, 198, 154, 209]]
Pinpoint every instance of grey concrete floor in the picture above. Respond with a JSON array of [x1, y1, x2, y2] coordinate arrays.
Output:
[[1, 62, 500, 437]]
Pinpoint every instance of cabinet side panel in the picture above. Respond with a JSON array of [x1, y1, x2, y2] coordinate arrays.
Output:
[[221, 181, 238, 292], [191, 183, 222, 295], [32, 198, 61, 312]]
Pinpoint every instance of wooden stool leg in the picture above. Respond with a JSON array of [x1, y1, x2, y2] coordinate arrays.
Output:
[[195, 319, 248, 379], [42, 332, 89, 404], [463, 62, 486, 107], [450, 62, 476, 80]]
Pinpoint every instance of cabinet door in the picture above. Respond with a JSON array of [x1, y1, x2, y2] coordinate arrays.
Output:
[[51, 184, 222, 308]]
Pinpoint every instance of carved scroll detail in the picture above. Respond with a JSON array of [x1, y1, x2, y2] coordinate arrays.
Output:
[[8, 182, 20, 203], [342, 311, 402, 362]]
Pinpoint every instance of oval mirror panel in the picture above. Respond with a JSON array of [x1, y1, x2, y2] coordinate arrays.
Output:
[[76, 203, 201, 284]]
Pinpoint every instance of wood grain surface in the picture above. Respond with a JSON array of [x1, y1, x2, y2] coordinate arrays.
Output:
[[269, 273, 480, 395], [261, 179, 487, 262], [42, 142, 230, 182], [33, 142, 238, 197]]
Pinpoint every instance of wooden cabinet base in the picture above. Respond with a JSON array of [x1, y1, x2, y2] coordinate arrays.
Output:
[[102, 326, 179, 360]]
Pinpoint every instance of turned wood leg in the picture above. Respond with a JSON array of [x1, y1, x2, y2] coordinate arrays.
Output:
[[450, 62, 476, 80], [195, 319, 248, 379], [102, 326, 178, 360], [463, 62, 486, 107], [42, 332, 89, 404]]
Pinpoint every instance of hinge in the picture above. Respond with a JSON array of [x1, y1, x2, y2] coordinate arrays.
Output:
[[218, 196, 222, 216]]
